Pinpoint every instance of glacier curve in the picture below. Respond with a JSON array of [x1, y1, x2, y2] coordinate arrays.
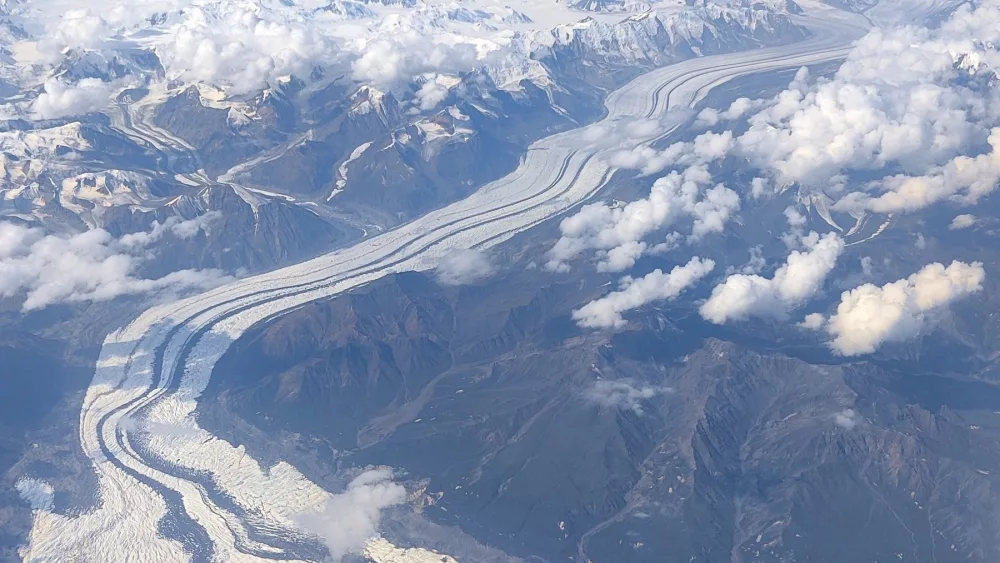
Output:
[[20, 6, 870, 562]]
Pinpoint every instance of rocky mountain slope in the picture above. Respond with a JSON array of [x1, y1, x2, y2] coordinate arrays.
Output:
[[0, 0, 807, 278], [201, 246, 1000, 561]]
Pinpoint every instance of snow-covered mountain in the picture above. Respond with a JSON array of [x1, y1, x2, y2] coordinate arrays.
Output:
[[0, 0, 808, 275]]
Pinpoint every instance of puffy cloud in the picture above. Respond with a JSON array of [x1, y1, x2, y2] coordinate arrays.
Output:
[[781, 205, 809, 247], [723, 4, 1000, 215], [695, 97, 762, 127], [351, 29, 481, 90], [799, 312, 826, 330], [573, 256, 715, 329], [0, 218, 230, 311], [435, 248, 495, 285], [411, 74, 461, 112], [750, 177, 769, 199], [600, 241, 648, 273], [833, 409, 858, 430], [33, 8, 118, 62], [118, 212, 222, 247], [19, 1, 507, 101], [547, 165, 739, 272], [822, 260, 984, 356], [17, 3, 335, 99], [584, 379, 672, 414], [606, 130, 735, 176], [160, 5, 329, 95], [294, 469, 406, 561], [726, 245, 765, 275], [949, 214, 977, 230], [700, 232, 844, 324], [31, 78, 117, 120], [839, 129, 1000, 214]]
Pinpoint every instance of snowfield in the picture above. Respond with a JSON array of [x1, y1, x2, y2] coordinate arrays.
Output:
[[18, 5, 869, 561]]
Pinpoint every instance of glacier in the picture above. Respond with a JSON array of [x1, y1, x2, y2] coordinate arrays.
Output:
[[14, 2, 874, 561]]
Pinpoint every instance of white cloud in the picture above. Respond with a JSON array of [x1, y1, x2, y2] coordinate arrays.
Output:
[[726, 245, 765, 275], [860, 256, 873, 277], [695, 97, 761, 127], [559, 4, 995, 336], [750, 177, 769, 199], [599, 241, 648, 273], [0, 219, 231, 311], [822, 260, 985, 356], [119, 212, 222, 247], [160, 5, 329, 95], [833, 409, 858, 430], [294, 469, 406, 561], [411, 74, 461, 112], [606, 130, 735, 177], [573, 256, 715, 329], [724, 4, 1000, 215], [35, 8, 116, 62], [799, 312, 826, 330], [839, 129, 1000, 214], [31, 78, 118, 120], [700, 232, 844, 324], [27, 4, 337, 96], [547, 165, 739, 272], [435, 248, 495, 285], [351, 29, 481, 90], [784, 206, 807, 229], [948, 214, 977, 230], [18, 0, 512, 102], [584, 379, 672, 414]]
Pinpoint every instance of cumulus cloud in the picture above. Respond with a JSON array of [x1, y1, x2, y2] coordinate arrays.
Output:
[[838, 129, 1000, 214], [31, 78, 118, 120], [821, 260, 985, 356], [119, 212, 222, 247], [720, 4, 1000, 214], [0, 218, 230, 311], [584, 379, 672, 414], [558, 4, 999, 336], [781, 205, 809, 247], [695, 97, 762, 127], [435, 248, 495, 285], [20, 0, 512, 103], [948, 214, 977, 230], [573, 256, 715, 329], [294, 469, 406, 561], [606, 130, 735, 176], [726, 245, 765, 275], [411, 73, 461, 112], [547, 165, 739, 272], [799, 312, 826, 330], [160, 5, 329, 95], [351, 29, 481, 90], [700, 232, 844, 324], [833, 409, 858, 430], [750, 177, 769, 199], [35, 8, 116, 62]]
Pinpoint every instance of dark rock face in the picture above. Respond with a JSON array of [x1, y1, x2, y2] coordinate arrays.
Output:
[[102, 186, 352, 275], [203, 263, 1000, 563], [0, 322, 98, 563]]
